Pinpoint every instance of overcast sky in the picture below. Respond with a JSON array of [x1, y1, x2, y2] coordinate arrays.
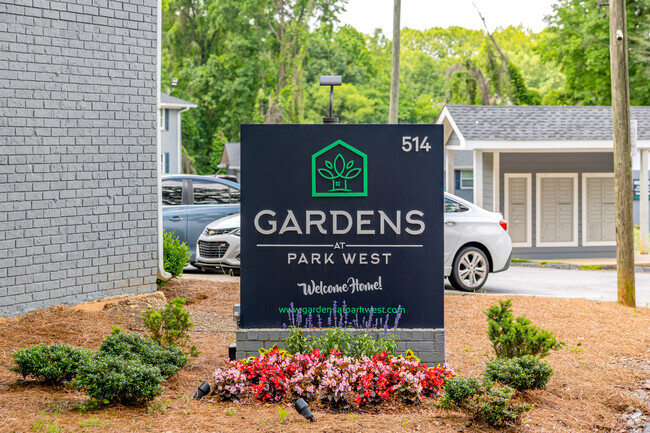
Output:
[[338, 0, 558, 35]]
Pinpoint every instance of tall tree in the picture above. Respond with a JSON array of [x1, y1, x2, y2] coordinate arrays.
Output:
[[251, 0, 346, 124], [540, 0, 650, 105]]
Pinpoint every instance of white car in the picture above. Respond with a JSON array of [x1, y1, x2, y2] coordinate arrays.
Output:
[[444, 192, 512, 291], [195, 214, 241, 272]]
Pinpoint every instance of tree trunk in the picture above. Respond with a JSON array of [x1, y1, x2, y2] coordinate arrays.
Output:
[[609, 0, 636, 307], [388, 0, 400, 124]]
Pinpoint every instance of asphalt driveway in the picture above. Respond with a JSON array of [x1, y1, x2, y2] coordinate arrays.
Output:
[[445, 266, 650, 307]]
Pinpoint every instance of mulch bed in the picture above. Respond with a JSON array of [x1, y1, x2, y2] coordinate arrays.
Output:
[[0, 278, 648, 432]]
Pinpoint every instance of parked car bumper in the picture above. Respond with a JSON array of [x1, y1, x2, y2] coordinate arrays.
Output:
[[195, 233, 241, 269], [488, 234, 512, 273]]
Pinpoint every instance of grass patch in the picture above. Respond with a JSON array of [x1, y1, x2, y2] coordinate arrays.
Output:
[[78, 416, 112, 429], [578, 265, 603, 271], [510, 259, 534, 263]]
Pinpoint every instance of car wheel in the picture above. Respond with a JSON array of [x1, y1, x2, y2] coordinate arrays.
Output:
[[449, 246, 489, 292]]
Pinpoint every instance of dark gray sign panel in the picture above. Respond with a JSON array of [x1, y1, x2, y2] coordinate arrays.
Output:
[[241, 125, 443, 329]]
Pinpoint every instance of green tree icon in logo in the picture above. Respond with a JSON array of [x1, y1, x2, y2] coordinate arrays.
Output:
[[317, 153, 361, 192]]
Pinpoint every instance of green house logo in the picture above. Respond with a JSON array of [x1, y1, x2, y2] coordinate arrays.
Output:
[[312, 140, 367, 197]]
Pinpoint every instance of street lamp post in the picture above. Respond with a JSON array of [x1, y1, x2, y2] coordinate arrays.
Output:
[[320, 74, 342, 124]]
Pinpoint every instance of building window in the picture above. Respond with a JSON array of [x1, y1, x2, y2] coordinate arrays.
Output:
[[161, 152, 169, 174], [460, 170, 473, 189], [159, 108, 169, 131]]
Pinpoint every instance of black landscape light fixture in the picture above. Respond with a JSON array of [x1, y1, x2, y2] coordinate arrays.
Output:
[[193, 381, 211, 399], [294, 398, 316, 422], [320, 74, 342, 124]]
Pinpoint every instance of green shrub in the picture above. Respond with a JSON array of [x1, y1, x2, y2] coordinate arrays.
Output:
[[73, 354, 164, 405], [439, 377, 531, 428], [284, 327, 398, 357], [9, 344, 91, 385], [485, 299, 564, 359], [437, 377, 482, 409], [99, 327, 188, 378], [141, 298, 198, 356], [160, 230, 190, 283], [478, 383, 532, 428], [484, 355, 553, 391]]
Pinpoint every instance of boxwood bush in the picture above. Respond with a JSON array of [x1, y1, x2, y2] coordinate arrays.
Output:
[[73, 354, 164, 405], [483, 355, 553, 391], [9, 344, 91, 385], [439, 377, 531, 428], [99, 327, 188, 378]]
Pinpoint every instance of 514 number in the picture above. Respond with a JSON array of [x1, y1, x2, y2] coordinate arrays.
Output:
[[401, 136, 430, 152]]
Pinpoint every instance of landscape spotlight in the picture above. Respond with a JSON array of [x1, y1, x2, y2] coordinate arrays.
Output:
[[294, 398, 316, 422], [319, 74, 342, 124], [193, 381, 211, 399]]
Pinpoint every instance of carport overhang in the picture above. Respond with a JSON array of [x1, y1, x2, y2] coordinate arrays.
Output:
[[436, 107, 650, 254]]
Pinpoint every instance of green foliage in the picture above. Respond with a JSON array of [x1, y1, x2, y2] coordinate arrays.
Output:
[[141, 298, 199, 357], [439, 377, 531, 428], [9, 344, 90, 385], [540, 0, 650, 105], [485, 299, 564, 359], [284, 326, 307, 354], [98, 327, 188, 378], [72, 354, 165, 405], [484, 355, 553, 391], [277, 406, 289, 423], [478, 383, 532, 428], [437, 376, 483, 409], [160, 230, 190, 284], [284, 327, 398, 357]]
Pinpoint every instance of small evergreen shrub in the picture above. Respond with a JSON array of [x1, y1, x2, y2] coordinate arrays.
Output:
[[484, 355, 553, 391], [159, 230, 190, 284], [284, 327, 398, 357], [141, 298, 199, 356], [439, 377, 531, 428], [99, 327, 188, 378], [9, 344, 90, 385], [437, 377, 482, 409], [73, 354, 164, 405], [478, 383, 532, 428], [485, 299, 564, 358]]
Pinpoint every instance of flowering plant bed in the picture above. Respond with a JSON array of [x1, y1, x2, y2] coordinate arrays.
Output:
[[212, 346, 455, 409]]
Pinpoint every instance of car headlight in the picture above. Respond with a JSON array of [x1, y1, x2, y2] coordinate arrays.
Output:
[[202, 227, 240, 236], [203, 227, 222, 236]]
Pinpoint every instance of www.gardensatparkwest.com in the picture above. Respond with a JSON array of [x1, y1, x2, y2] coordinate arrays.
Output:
[[297, 276, 384, 296], [278, 305, 406, 315]]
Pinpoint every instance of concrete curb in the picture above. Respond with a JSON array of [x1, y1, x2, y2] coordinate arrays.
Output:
[[510, 261, 650, 272]]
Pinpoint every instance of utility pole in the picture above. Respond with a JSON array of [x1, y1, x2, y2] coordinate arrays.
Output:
[[388, 0, 400, 124], [608, 0, 636, 307]]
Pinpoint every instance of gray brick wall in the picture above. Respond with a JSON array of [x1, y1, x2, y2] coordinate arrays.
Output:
[[0, 0, 159, 316], [235, 328, 446, 366]]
